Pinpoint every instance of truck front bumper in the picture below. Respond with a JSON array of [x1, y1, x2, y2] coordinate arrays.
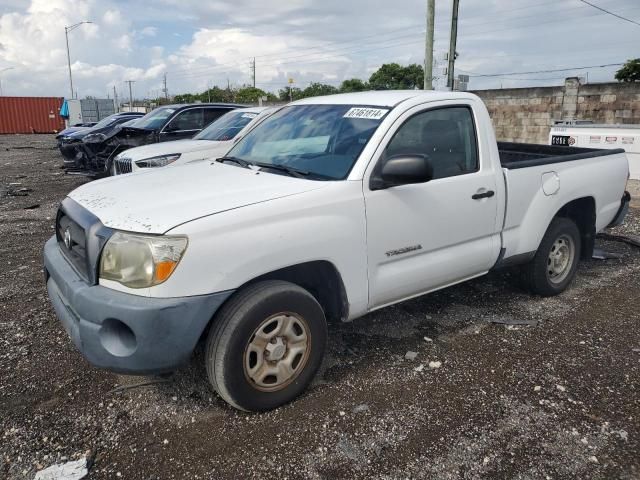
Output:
[[44, 236, 233, 374]]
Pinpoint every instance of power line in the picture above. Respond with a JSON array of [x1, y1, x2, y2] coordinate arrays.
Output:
[[465, 63, 624, 78], [167, 0, 609, 79], [577, 0, 640, 27], [169, 3, 639, 81]]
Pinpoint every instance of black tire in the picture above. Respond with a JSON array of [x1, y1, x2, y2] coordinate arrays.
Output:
[[522, 217, 581, 297], [205, 280, 327, 411]]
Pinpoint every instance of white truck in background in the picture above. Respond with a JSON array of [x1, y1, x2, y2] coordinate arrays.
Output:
[[550, 123, 640, 179], [111, 106, 275, 175], [44, 91, 630, 412]]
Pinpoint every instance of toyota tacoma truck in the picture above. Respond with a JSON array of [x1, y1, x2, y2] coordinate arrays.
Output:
[[44, 91, 630, 412]]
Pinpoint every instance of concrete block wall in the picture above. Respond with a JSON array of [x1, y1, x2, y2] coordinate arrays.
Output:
[[471, 78, 640, 144]]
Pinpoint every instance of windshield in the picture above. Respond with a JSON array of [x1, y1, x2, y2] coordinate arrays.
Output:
[[133, 107, 176, 130], [92, 114, 122, 129], [226, 105, 389, 180], [121, 118, 139, 127], [194, 110, 260, 141]]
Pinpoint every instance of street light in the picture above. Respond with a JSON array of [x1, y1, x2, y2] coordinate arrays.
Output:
[[65, 21, 93, 99], [0, 67, 15, 96]]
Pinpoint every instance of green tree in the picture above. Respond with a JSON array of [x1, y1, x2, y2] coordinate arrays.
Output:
[[368, 63, 424, 90], [172, 93, 199, 103], [235, 86, 269, 103], [300, 82, 339, 98], [615, 59, 640, 82], [340, 78, 369, 92], [278, 86, 303, 102], [199, 86, 234, 103]]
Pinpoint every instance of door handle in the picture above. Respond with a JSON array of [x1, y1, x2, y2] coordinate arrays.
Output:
[[472, 190, 495, 200]]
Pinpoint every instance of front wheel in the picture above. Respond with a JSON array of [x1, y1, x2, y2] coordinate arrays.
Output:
[[522, 217, 581, 297], [205, 280, 327, 411]]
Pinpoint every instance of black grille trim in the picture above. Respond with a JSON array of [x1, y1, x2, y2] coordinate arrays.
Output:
[[55, 197, 115, 285], [113, 157, 132, 175]]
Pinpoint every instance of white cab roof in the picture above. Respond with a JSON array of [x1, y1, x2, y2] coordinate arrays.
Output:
[[291, 90, 479, 107]]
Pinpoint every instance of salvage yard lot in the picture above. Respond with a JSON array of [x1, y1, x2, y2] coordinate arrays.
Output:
[[1, 134, 639, 479]]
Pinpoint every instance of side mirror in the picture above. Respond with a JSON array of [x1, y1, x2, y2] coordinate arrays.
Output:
[[164, 124, 179, 133], [371, 154, 434, 190]]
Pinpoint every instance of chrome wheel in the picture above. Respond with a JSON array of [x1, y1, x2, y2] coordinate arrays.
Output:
[[546, 234, 575, 284], [243, 313, 310, 392]]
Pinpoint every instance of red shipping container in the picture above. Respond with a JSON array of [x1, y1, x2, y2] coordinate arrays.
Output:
[[0, 97, 65, 134]]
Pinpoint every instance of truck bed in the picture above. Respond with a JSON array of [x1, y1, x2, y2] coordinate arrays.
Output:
[[498, 142, 625, 169]]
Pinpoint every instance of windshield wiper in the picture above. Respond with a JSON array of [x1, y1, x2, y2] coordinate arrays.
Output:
[[252, 162, 310, 178], [216, 156, 252, 169]]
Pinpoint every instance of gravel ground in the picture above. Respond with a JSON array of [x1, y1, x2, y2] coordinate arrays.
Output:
[[1, 134, 639, 480]]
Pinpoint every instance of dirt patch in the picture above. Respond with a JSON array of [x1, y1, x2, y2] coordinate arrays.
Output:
[[1, 135, 639, 479]]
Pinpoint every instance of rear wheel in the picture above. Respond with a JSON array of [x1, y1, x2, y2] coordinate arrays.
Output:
[[205, 280, 327, 411], [522, 217, 581, 297]]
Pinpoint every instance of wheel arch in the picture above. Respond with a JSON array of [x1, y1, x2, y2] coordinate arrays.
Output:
[[244, 260, 350, 323], [200, 260, 349, 346], [552, 196, 596, 259]]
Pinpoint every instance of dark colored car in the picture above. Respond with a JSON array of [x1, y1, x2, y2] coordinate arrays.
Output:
[[59, 112, 144, 164], [74, 103, 244, 177], [55, 122, 98, 142]]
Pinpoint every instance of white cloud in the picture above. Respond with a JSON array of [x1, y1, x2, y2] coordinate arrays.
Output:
[[139, 26, 157, 37], [0, 0, 637, 98]]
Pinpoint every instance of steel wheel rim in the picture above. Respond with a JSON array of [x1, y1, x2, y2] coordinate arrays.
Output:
[[546, 234, 575, 284], [243, 313, 311, 392]]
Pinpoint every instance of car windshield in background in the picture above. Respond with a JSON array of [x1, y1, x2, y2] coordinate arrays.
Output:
[[92, 114, 121, 129], [120, 118, 139, 127], [226, 105, 389, 180], [194, 111, 259, 141], [132, 107, 176, 130]]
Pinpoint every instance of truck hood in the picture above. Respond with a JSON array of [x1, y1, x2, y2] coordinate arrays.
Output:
[[122, 140, 223, 161], [68, 161, 328, 234]]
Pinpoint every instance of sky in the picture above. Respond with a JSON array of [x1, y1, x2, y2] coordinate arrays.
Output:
[[0, 0, 638, 100]]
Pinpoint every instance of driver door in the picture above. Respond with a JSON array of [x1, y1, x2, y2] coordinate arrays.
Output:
[[160, 108, 204, 141], [364, 103, 501, 309]]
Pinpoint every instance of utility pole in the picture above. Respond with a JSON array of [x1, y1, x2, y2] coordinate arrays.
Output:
[[64, 21, 92, 99], [125, 80, 135, 112], [447, 0, 460, 90], [250, 58, 256, 88], [424, 0, 435, 90], [113, 85, 118, 112]]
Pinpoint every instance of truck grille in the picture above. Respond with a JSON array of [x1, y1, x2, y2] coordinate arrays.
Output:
[[113, 157, 132, 175], [56, 210, 89, 281]]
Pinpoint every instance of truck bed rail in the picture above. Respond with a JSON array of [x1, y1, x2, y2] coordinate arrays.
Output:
[[499, 142, 625, 170]]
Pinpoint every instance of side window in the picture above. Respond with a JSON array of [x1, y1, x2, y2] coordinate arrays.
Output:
[[204, 108, 227, 126], [384, 106, 478, 180], [168, 109, 203, 131]]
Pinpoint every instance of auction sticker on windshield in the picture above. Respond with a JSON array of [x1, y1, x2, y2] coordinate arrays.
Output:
[[343, 107, 389, 120]]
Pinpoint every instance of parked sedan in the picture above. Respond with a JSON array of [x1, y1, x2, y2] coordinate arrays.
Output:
[[77, 103, 244, 177], [58, 112, 144, 162], [111, 107, 275, 175], [55, 122, 98, 139]]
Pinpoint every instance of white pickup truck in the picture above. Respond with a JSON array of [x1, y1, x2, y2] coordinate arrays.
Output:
[[44, 91, 630, 411]]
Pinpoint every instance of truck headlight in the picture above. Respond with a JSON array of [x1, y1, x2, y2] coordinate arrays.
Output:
[[99, 232, 188, 288], [135, 154, 181, 168], [83, 133, 106, 143]]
